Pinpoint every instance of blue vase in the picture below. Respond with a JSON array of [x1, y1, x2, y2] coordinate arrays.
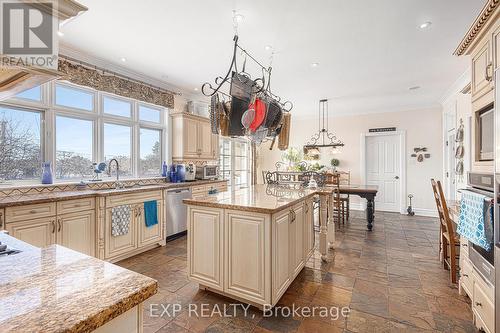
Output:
[[41, 162, 53, 184], [161, 161, 168, 177], [176, 165, 185, 182]]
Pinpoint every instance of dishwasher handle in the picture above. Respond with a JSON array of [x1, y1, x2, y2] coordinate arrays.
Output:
[[167, 188, 191, 194]]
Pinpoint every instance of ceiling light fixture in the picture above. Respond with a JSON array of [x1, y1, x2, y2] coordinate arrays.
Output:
[[310, 62, 319, 68], [303, 99, 344, 157], [409, 86, 421, 90], [234, 13, 244, 22], [419, 21, 432, 29], [194, 87, 199, 91], [57, 31, 64, 37], [120, 57, 126, 62], [265, 45, 272, 51]]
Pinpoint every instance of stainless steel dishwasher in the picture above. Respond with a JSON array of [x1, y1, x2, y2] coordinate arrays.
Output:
[[165, 188, 191, 241]]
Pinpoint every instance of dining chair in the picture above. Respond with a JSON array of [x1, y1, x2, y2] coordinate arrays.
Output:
[[431, 179, 460, 283], [324, 173, 342, 228]]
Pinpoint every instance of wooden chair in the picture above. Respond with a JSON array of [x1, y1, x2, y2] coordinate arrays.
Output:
[[431, 179, 460, 283], [325, 172, 349, 224], [325, 173, 342, 228]]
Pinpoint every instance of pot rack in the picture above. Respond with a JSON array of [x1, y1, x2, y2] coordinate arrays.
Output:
[[201, 35, 293, 112], [303, 99, 344, 154]]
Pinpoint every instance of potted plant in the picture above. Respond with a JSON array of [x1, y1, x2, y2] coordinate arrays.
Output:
[[330, 158, 340, 171]]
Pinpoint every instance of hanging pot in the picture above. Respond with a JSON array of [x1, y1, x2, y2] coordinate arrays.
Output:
[[249, 97, 267, 132], [228, 96, 247, 136], [455, 145, 464, 159], [230, 72, 253, 102]]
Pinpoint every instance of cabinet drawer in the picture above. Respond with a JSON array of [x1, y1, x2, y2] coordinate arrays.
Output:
[[5, 202, 56, 223], [460, 259, 473, 295], [473, 276, 494, 333], [460, 236, 469, 256], [106, 191, 162, 208], [57, 197, 95, 215], [191, 185, 207, 195]]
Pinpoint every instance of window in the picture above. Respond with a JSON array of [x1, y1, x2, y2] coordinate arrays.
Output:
[[0, 106, 42, 182], [139, 128, 161, 176], [55, 116, 93, 180], [55, 84, 94, 111], [15, 86, 42, 101], [219, 138, 251, 188], [104, 123, 132, 177], [103, 96, 131, 118], [139, 104, 161, 123]]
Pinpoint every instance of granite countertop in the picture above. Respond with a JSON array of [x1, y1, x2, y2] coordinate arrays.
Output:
[[0, 179, 226, 208], [0, 233, 157, 332], [183, 184, 335, 214]]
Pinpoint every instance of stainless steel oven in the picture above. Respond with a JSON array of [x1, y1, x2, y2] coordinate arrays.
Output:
[[467, 172, 495, 285]]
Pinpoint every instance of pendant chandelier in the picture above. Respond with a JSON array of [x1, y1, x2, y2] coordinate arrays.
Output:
[[303, 99, 344, 157]]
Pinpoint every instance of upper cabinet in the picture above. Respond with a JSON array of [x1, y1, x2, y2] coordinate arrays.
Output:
[[471, 36, 493, 103], [171, 112, 219, 162]]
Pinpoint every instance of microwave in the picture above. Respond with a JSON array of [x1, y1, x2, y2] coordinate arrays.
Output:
[[477, 106, 494, 161], [196, 165, 219, 180]]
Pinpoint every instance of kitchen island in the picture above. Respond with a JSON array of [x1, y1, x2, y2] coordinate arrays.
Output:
[[0, 232, 157, 333], [183, 185, 336, 308]]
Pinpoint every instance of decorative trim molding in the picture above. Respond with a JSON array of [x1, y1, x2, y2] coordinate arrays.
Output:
[[454, 0, 500, 56], [58, 59, 174, 108], [412, 208, 438, 218]]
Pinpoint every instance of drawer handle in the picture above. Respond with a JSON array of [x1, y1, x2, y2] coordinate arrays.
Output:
[[51, 221, 55, 234], [462, 244, 467, 247], [29, 210, 37, 214], [461, 273, 468, 278], [57, 219, 62, 232], [475, 302, 482, 307]]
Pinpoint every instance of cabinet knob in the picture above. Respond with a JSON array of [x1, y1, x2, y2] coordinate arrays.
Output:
[[475, 302, 482, 307]]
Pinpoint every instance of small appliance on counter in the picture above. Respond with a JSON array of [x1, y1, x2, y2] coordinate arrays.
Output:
[[195, 165, 219, 180], [185, 163, 196, 181]]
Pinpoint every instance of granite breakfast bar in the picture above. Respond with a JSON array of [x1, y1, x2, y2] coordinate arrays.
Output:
[[183, 185, 337, 308], [0, 232, 157, 333]]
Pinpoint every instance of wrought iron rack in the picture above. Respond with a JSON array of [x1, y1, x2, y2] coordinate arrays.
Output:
[[201, 35, 292, 111]]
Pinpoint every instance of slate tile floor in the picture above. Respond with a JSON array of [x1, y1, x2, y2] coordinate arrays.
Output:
[[117, 211, 476, 333]]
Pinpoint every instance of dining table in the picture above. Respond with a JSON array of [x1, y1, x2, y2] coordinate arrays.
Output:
[[338, 184, 379, 230]]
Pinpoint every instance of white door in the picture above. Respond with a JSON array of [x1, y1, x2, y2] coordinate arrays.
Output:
[[445, 132, 456, 201], [365, 134, 401, 212]]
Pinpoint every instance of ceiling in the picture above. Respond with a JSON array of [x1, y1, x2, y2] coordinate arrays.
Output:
[[60, 0, 485, 116]]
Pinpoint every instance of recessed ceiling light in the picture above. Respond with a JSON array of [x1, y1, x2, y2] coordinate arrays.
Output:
[[265, 45, 272, 51], [419, 21, 432, 29], [409, 85, 421, 90], [310, 62, 319, 68], [57, 31, 64, 37], [194, 87, 199, 91], [234, 13, 244, 22], [120, 57, 126, 62]]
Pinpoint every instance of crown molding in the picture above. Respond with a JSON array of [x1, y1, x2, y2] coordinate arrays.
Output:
[[454, 0, 500, 56], [58, 43, 186, 95]]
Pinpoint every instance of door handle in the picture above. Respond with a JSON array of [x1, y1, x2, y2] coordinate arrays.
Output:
[[395, 176, 400, 179], [57, 219, 62, 232], [51, 221, 56, 234]]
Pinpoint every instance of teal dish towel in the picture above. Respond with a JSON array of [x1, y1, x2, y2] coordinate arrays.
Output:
[[457, 190, 490, 251], [144, 200, 158, 228]]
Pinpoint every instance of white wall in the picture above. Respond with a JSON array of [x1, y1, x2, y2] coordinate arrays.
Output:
[[257, 107, 443, 215]]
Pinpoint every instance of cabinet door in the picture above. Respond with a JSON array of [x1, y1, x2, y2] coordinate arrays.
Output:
[[188, 206, 223, 290], [183, 117, 200, 157], [224, 210, 270, 304], [492, 22, 500, 72], [471, 38, 492, 100], [198, 121, 213, 158], [105, 206, 137, 259], [291, 203, 305, 278], [7, 217, 56, 248], [57, 210, 95, 256], [138, 201, 163, 247], [272, 209, 291, 302]]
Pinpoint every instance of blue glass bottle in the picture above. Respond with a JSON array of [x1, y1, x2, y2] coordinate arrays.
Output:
[[169, 164, 177, 183], [41, 162, 53, 184], [161, 161, 168, 177]]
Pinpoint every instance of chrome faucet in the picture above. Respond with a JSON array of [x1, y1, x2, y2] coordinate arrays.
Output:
[[107, 158, 124, 189]]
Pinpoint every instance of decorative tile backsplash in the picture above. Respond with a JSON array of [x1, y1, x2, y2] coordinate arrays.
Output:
[[0, 178, 168, 198]]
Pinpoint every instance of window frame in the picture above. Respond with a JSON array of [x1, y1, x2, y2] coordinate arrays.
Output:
[[219, 137, 252, 189], [1, 81, 169, 185]]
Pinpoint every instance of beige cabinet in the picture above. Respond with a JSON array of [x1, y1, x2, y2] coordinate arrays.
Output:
[[187, 206, 223, 291], [7, 217, 56, 248], [57, 210, 96, 256], [272, 209, 292, 302], [0, 208, 4, 230], [171, 112, 218, 161], [290, 203, 305, 278], [224, 210, 270, 304], [137, 202, 163, 247], [491, 19, 500, 72], [471, 37, 493, 102], [105, 207, 137, 259]]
